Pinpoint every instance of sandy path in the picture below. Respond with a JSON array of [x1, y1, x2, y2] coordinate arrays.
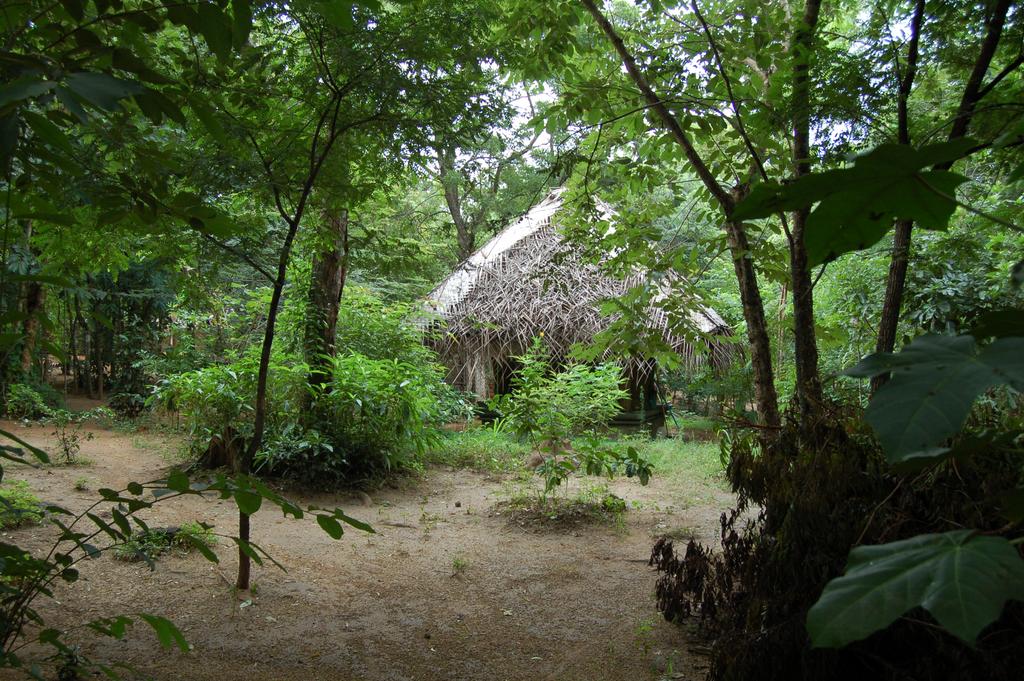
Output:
[[0, 420, 729, 681]]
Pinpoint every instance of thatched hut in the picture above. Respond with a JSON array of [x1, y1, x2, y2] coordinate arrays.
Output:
[[424, 188, 734, 429]]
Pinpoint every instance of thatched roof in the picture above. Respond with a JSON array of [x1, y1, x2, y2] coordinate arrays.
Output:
[[424, 188, 734, 370]]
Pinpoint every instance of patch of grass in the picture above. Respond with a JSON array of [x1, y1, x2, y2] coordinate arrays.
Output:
[[73, 477, 90, 491], [656, 525, 699, 541], [451, 555, 469, 576], [424, 427, 530, 473], [496, 482, 629, 529], [671, 411, 722, 433], [627, 438, 726, 486], [0, 480, 43, 528], [113, 521, 216, 562]]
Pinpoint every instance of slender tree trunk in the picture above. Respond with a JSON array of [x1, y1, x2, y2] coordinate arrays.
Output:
[[16, 221, 41, 375], [726, 191, 781, 428], [95, 327, 104, 401], [873, 0, 925, 392], [439, 147, 476, 260], [873, 0, 1010, 391], [72, 297, 83, 393], [581, 0, 780, 427], [237, 214, 303, 590], [303, 209, 349, 407], [19, 281, 44, 375], [872, 219, 912, 372], [788, 0, 825, 423]]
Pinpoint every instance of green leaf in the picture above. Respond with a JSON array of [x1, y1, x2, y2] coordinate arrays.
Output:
[[109, 508, 132, 537], [197, 3, 233, 61], [54, 87, 88, 122], [166, 5, 200, 31], [231, 0, 253, 48], [0, 77, 56, 111], [64, 72, 143, 111], [970, 310, 1024, 340], [734, 141, 974, 265], [135, 90, 186, 126], [845, 334, 1024, 462], [807, 531, 1024, 647], [231, 537, 263, 565], [189, 99, 228, 144], [22, 112, 72, 158], [0, 114, 16, 167], [164, 470, 190, 493], [138, 614, 190, 651], [58, 0, 85, 21], [233, 488, 262, 515], [183, 534, 219, 563], [332, 508, 374, 534], [315, 1, 355, 29], [316, 514, 343, 539]]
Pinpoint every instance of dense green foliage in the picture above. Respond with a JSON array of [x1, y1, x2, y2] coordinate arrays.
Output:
[[490, 337, 627, 445], [1, 0, 1023, 676]]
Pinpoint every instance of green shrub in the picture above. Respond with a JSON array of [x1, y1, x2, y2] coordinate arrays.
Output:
[[0, 480, 43, 528], [487, 338, 652, 496], [109, 392, 147, 418], [272, 352, 445, 482], [162, 344, 450, 484], [432, 382, 476, 425], [335, 287, 437, 365], [490, 337, 627, 448], [152, 351, 306, 453], [5, 384, 53, 420], [28, 380, 65, 412], [46, 407, 113, 465], [113, 521, 216, 562]]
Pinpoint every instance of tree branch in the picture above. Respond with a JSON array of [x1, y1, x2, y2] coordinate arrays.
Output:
[[691, 0, 769, 182], [196, 231, 275, 284], [578, 0, 734, 213], [977, 52, 1024, 102]]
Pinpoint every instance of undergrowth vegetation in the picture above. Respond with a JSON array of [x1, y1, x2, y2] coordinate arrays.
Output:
[[113, 521, 217, 563], [1, 0, 1022, 677], [153, 291, 472, 486], [0, 480, 43, 529]]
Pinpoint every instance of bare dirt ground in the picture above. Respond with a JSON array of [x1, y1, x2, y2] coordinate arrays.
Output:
[[1, 417, 733, 681]]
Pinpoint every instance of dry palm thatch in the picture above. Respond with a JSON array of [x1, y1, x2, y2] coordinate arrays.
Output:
[[423, 189, 735, 393]]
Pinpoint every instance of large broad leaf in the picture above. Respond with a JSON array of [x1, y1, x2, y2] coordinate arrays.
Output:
[[0, 77, 57, 111], [233, 488, 262, 515], [970, 309, 1024, 340], [197, 3, 233, 61], [64, 72, 143, 111], [808, 530, 1024, 647], [231, 0, 253, 49], [845, 334, 1024, 463], [734, 140, 974, 265]]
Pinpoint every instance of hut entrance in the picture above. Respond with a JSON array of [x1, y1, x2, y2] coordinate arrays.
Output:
[[492, 356, 521, 397]]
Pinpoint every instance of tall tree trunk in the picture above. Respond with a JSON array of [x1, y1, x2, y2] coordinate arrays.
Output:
[[94, 319, 104, 401], [788, 0, 825, 423], [439, 147, 475, 260], [236, 213, 301, 590], [303, 209, 349, 406], [72, 296, 84, 394], [726, 211, 782, 428], [873, 0, 925, 393], [581, 0, 780, 427], [873, 0, 1011, 391], [19, 280, 44, 375], [17, 220, 42, 375]]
